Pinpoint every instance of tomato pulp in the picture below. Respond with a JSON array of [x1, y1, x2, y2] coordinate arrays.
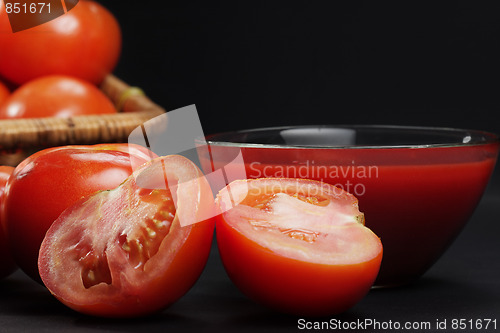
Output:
[[201, 143, 498, 286]]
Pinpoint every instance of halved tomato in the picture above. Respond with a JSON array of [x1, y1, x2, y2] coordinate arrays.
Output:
[[38, 155, 215, 317], [216, 178, 382, 316]]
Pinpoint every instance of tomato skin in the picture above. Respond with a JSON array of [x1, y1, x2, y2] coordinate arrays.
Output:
[[0, 166, 17, 279], [0, 0, 121, 85], [217, 217, 382, 316], [38, 155, 215, 317], [215, 178, 383, 316], [0, 75, 116, 119], [0, 80, 9, 106], [4, 144, 154, 282]]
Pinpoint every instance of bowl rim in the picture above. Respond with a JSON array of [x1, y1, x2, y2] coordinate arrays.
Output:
[[203, 124, 500, 149]]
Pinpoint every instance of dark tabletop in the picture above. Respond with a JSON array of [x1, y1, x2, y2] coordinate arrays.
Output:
[[1, 188, 498, 333]]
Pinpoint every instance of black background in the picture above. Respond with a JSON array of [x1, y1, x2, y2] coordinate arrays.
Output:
[[103, 0, 500, 193], [2, 1, 500, 332], [105, 0, 500, 136]]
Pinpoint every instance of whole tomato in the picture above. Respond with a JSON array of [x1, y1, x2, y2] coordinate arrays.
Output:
[[0, 0, 121, 85], [0, 80, 9, 106], [0, 75, 117, 119], [3, 144, 155, 282], [0, 166, 17, 280]]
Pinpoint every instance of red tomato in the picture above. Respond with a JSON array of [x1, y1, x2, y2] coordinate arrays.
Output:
[[215, 178, 383, 316], [0, 80, 9, 106], [38, 155, 215, 317], [0, 166, 16, 279], [0, 0, 121, 85], [0, 75, 116, 119], [4, 144, 155, 282]]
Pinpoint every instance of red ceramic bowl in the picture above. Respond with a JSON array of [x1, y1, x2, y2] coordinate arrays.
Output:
[[198, 125, 499, 286]]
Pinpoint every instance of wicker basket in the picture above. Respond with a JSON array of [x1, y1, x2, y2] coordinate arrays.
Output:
[[0, 75, 165, 166]]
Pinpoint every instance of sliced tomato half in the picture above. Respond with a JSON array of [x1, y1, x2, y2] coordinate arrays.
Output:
[[216, 178, 382, 316], [38, 155, 215, 317]]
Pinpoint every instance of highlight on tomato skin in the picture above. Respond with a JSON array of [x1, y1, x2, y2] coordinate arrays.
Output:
[[38, 155, 215, 317], [215, 178, 383, 317]]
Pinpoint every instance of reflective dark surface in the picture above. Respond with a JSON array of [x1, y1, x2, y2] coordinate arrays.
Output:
[[1, 194, 499, 332]]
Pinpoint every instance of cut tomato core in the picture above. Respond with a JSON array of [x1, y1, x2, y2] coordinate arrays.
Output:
[[218, 179, 376, 265], [74, 187, 176, 289], [242, 190, 333, 243]]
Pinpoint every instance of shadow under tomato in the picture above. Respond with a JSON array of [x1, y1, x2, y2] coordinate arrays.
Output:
[[363, 275, 500, 319], [214, 303, 374, 333], [0, 270, 72, 316], [72, 311, 198, 333]]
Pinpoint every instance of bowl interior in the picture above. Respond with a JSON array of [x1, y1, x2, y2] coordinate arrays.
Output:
[[206, 125, 498, 148]]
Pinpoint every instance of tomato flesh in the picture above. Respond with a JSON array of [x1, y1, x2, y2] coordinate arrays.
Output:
[[77, 189, 176, 289], [216, 178, 382, 316], [39, 155, 215, 317]]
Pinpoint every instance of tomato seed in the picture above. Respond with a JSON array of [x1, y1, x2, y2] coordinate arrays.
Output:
[[122, 242, 131, 252], [145, 227, 156, 238], [80, 252, 112, 289]]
